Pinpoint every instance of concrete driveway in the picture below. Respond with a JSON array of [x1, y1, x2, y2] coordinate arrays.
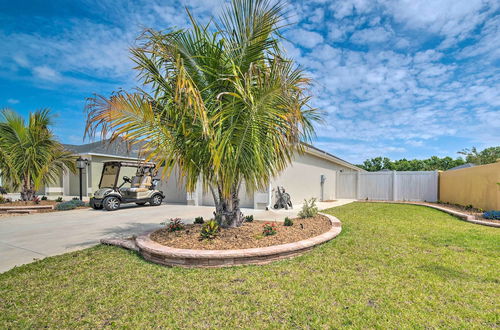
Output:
[[0, 200, 353, 273]]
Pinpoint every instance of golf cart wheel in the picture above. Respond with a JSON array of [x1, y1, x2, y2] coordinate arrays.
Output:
[[136, 202, 146, 206], [91, 203, 103, 210], [150, 194, 163, 206], [103, 196, 120, 211], [273, 204, 279, 209]]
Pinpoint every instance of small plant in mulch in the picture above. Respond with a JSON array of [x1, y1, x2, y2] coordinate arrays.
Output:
[[298, 198, 318, 218], [200, 219, 220, 240], [194, 216, 204, 224], [33, 196, 41, 205], [163, 218, 184, 232], [55, 197, 63, 203], [41, 195, 48, 201], [55, 201, 77, 211], [483, 211, 500, 220], [244, 215, 254, 222], [262, 222, 277, 236], [284, 217, 293, 227]]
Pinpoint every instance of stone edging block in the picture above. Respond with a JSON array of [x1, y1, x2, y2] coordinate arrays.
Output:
[[131, 212, 342, 268]]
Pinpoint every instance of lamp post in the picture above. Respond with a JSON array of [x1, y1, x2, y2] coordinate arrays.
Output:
[[76, 157, 88, 201]]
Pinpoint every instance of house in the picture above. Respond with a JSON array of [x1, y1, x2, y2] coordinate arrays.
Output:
[[35, 139, 363, 208]]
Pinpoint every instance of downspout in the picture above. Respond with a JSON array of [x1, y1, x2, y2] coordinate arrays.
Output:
[[265, 182, 273, 210]]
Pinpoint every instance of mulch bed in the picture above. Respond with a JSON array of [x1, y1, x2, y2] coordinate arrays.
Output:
[[150, 214, 332, 250], [1, 200, 57, 206], [426, 202, 500, 224]]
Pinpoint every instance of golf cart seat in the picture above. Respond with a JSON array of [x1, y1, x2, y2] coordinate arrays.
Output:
[[121, 175, 152, 193]]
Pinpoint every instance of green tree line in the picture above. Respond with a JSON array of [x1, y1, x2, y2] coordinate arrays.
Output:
[[357, 146, 500, 172]]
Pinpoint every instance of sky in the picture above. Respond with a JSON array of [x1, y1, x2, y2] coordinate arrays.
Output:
[[0, 0, 499, 164]]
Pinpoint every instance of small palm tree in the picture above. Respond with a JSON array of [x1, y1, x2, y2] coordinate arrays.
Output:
[[0, 109, 76, 201], [86, 0, 320, 227]]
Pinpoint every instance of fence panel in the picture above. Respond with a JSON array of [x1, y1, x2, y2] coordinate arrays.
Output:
[[336, 171, 438, 202], [359, 172, 393, 200], [396, 171, 438, 202]]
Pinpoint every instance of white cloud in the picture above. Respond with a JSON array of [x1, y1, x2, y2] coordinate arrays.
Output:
[[32, 66, 62, 81], [289, 28, 324, 48], [388, 0, 498, 47], [350, 26, 392, 44], [7, 98, 20, 104]]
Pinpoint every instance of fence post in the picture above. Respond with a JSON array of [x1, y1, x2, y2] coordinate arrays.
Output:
[[392, 170, 397, 201], [356, 171, 361, 200]]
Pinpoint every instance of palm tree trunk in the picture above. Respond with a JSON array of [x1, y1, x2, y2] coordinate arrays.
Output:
[[20, 177, 35, 201], [211, 183, 244, 228]]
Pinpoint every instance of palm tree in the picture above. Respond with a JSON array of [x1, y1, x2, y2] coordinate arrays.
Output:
[[85, 0, 320, 227], [0, 109, 76, 201]]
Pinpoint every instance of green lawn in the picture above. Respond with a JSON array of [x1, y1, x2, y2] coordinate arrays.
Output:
[[1, 203, 499, 328]]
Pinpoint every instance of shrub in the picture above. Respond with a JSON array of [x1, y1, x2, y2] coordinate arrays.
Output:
[[163, 218, 184, 232], [298, 198, 318, 218], [200, 219, 220, 240], [284, 217, 293, 226], [41, 195, 48, 201], [69, 199, 86, 207], [55, 197, 63, 202], [244, 215, 254, 222], [194, 216, 204, 224], [55, 201, 77, 211], [72, 197, 80, 201], [262, 222, 277, 236], [0, 195, 7, 204], [483, 211, 500, 220]]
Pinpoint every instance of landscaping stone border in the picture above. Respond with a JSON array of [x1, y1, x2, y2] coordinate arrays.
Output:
[[111, 212, 341, 268], [362, 201, 500, 228]]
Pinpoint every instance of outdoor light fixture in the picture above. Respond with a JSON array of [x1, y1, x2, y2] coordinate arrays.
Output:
[[76, 157, 88, 201]]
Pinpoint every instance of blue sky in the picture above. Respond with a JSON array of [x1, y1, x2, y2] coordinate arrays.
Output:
[[1, 0, 499, 163]]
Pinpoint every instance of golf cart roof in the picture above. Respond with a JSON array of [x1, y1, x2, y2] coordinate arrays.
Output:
[[103, 161, 156, 168]]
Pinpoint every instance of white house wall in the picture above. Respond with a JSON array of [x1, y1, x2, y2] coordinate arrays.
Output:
[[269, 152, 355, 206], [158, 166, 188, 204]]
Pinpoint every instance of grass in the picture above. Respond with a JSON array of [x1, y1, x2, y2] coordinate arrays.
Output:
[[1, 202, 499, 328]]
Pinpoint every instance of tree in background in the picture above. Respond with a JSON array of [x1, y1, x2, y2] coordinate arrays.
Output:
[[357, 156, 466, 172], [85, 0, 319, 227], [357, 146, 500, 172], [458, 147, 500, 165], [0, 109, 76, 200]]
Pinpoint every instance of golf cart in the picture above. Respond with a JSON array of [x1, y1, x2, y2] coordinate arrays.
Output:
[[90, 161, 164, 211]]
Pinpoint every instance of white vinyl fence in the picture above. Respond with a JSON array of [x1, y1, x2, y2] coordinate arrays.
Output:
[[336, 171, 439, 202]]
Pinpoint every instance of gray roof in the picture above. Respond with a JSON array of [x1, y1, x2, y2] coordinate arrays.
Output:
[[63, 138, 145, 159], [447, 163, 476, 171], [63, 138, 362, 170]]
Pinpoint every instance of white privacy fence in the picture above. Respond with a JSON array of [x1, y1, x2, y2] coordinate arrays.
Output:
[[336, 171, 439, 202]]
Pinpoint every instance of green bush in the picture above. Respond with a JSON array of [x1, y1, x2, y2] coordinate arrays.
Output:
[[262, 222, 277, 236], [298, 198, 318, 218], [69, 199, 86, 207], [194, 216, 204, 224], [200, 219, 220, 240], [284, 217, 293, 226], [55, 201, 77, 211], [244, 215, 254, 222], [55, 197, 63, 202], [41, 195, 48, 201]]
